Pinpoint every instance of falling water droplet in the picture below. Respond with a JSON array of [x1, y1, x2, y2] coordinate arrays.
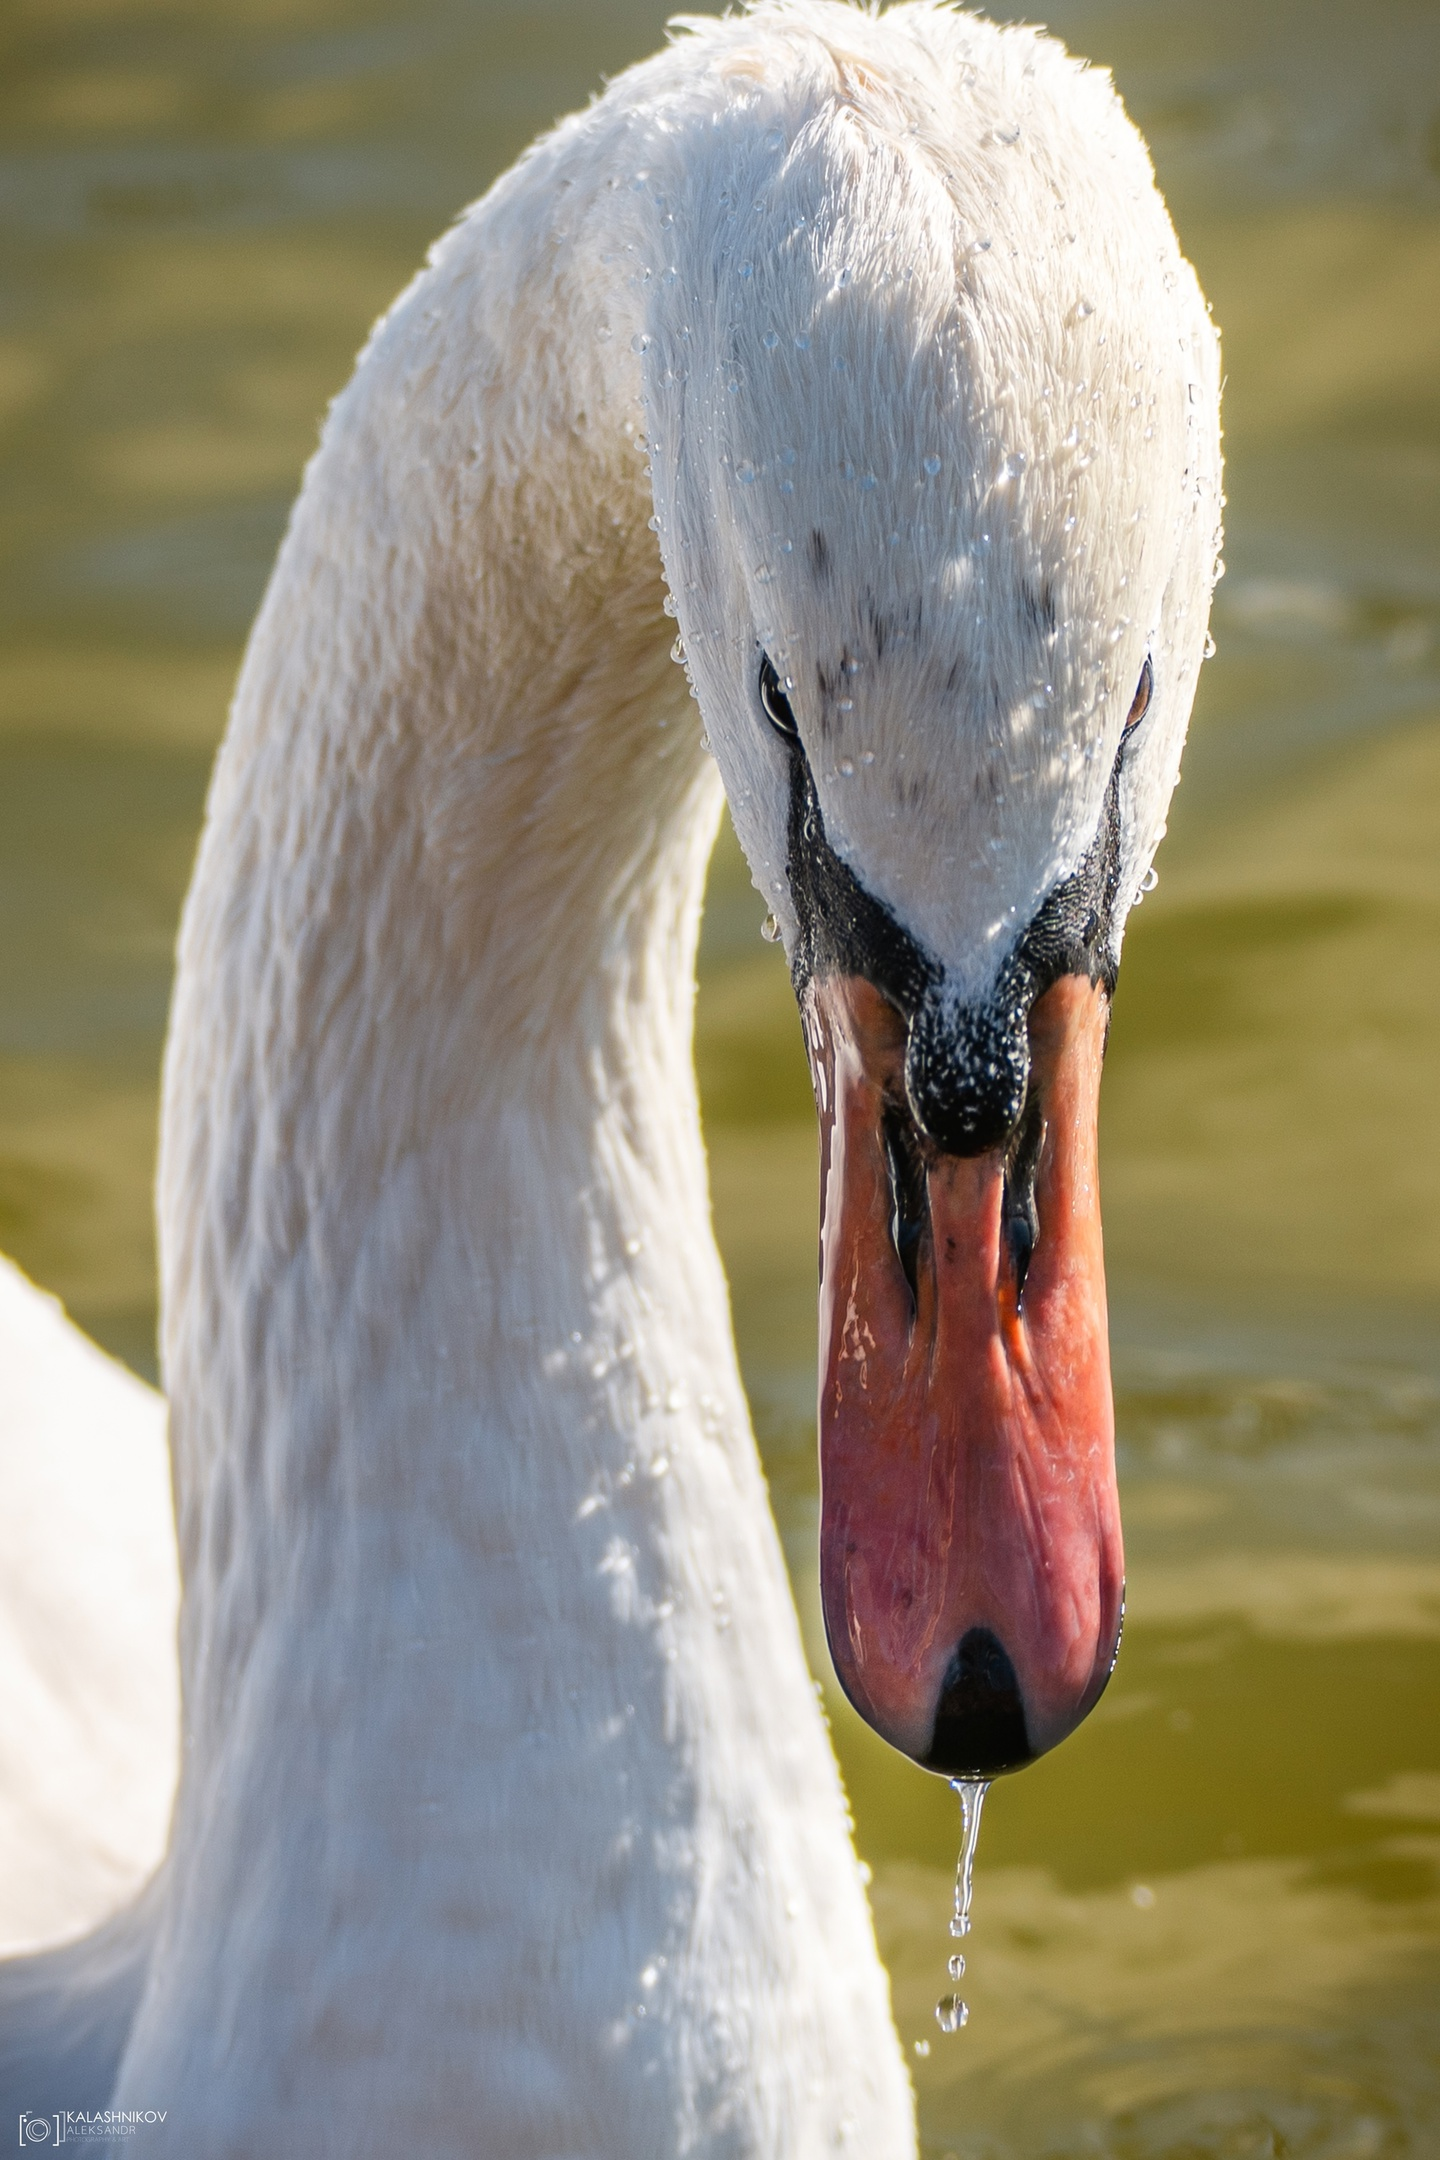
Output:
[[947, 1954, 966, 1980], [947, 1778, 987, 1939], [936, 1777, 988, 2033]]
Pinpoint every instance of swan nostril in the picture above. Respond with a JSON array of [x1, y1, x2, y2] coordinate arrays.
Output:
[[881, 1098, 928, 1310], [924, 1628, 1034, 1777], [1001, 1093, 1045, 1303]]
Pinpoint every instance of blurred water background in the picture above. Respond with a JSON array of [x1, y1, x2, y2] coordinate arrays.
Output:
[[2, 1, 1437, 2153]]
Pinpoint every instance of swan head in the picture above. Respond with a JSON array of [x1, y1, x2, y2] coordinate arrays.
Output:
[[639, 6, 1222, 1773]]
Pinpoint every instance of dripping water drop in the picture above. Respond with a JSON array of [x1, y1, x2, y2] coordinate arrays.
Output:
[[948, 1777, 986, 1937], [936, 1777, 988, 2032]]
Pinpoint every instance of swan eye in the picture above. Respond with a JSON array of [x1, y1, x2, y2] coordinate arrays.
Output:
[[1122, 656, 1153, 740], [758, 653, 799, 741]]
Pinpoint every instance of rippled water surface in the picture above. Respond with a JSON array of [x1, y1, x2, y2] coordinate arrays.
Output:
[[3, 1, 1437, 2152]]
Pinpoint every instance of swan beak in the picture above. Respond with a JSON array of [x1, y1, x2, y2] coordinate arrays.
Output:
[[803, 972, 1124, 1776]]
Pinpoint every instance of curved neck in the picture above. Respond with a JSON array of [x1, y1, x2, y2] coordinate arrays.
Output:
[[130, 86, 911, 2156], [160, 122, 718, 1610]]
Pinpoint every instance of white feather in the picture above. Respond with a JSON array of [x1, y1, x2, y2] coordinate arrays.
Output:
[[0, 1260, 177, 1959]]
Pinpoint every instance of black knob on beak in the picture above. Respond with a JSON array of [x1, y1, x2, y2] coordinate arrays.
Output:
[[905, 993, 1030, 1158]]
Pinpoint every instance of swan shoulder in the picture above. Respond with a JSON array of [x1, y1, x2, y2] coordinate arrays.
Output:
[[0, 1255, 179, 1956]]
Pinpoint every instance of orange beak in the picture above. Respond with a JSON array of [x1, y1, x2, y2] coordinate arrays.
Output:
[[804, 972, 1124, 1775]]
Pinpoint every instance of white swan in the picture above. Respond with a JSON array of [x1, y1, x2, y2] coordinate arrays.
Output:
[[0, 4, 1221, 2151]]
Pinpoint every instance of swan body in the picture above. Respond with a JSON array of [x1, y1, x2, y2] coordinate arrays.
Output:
[[0, 1261, 176, 1957], [0, 5, 1220, 2153]]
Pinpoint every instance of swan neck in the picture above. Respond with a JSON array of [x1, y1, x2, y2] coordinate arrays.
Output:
[[117, 55, 915, 2152], [157, 133, 723, 1677]]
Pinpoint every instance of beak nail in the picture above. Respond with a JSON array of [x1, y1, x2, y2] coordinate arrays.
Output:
[[926, 1628, 1033, 1777]]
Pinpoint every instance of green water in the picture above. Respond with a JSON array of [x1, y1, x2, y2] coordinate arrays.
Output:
[[3, 2, 1437, 2152]]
